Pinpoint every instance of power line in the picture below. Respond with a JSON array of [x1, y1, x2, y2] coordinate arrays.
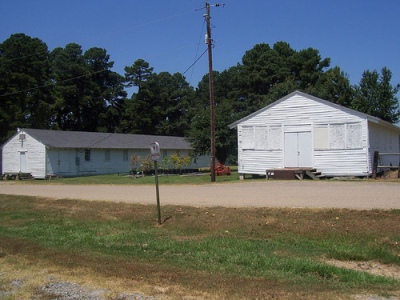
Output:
[[187, 17, 207, 84], [182, 48, 208, 77], [0, 7, 212, 97], [1, 41, 207, 98], [0, 69, 106, 97], [0, 50, 49, 63]]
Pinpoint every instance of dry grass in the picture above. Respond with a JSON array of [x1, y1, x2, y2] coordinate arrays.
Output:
[[1, 195, 399, 299], [0, 253, 178, 299]]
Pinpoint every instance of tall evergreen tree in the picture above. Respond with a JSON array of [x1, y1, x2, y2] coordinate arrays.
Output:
[[237, 41, 330, 113], [121, 60, 153, 134], [308, 66, 354, 107], [150, 72, 194, 136], [352, 67, 400, 123], [83, 47, 126, 132], [101, 71, 127, 133], [0, 33, 53, 143], [124, 59, 153, 92], [187, 70, 239, 163], [50, 44, 125, 131], [50, 43, 88, 130]]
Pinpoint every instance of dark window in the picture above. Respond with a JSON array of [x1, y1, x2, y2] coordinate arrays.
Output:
[[105, 149, 111, 162], [123, 150, 128, 161], [85, 149, 91, 161]]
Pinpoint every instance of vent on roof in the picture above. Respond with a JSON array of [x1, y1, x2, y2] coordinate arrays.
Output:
[[19, 134, 26, 141]]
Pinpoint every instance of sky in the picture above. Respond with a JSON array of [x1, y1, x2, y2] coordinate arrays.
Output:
[[1, 0, 399, 95]]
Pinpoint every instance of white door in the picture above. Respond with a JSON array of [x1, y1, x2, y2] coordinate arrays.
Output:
[[284, 132, 312, 167], [284, 133, 298, 167], [20, 152, 27, 172]]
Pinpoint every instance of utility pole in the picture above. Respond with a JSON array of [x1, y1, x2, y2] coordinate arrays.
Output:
[[204, 1, 220, 182]]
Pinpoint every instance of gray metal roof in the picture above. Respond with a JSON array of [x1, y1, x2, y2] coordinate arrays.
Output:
[[22, 129, 193, 150]]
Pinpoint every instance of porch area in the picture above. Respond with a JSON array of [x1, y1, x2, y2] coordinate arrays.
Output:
[[266, 168, 324, 180]]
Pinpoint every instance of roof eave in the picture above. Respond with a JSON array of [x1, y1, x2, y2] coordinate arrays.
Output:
[[227, 91, 400, 133], [228, 90, 302, 128]]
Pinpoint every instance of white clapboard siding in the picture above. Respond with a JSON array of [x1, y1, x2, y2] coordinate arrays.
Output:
[[238, 150, 283, 174], [2, 131, 47, 178], [230, 91, 400, 177], [314, 150, 369, 176], [239, 94, 365, 126], [45, 148, 194, 177], [2, 129, 209, 179]]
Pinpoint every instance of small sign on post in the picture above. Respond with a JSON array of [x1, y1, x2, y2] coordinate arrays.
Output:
[[150, 142, 161, 162], [150, 142, 162, 224]]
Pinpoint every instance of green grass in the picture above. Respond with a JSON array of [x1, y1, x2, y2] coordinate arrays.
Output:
[[18, 170, 244, 185], [0, 195, 399, 299]]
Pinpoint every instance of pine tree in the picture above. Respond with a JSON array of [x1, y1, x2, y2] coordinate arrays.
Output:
[[352, 67, 400, 123]]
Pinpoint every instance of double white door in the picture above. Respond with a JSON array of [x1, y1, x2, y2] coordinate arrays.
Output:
[[284, 132, 312, 167]]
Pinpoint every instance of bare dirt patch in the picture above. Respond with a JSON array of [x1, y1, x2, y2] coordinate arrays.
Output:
[[324, 259, 400, 300], [325, 259, 400, 281]]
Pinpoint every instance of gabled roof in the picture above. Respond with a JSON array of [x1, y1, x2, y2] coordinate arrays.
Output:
[[20, 129, 192, 150], [228, 91, 400, 132]]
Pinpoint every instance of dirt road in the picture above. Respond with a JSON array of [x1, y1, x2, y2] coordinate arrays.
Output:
[[1, 180, 399, 210]]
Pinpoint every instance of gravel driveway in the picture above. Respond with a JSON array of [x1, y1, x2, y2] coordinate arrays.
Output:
[[1, 180, 399, 210]]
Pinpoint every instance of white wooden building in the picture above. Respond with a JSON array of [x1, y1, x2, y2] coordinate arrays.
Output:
[[1, 129, 210, 179], [229, 91, 400, 177]]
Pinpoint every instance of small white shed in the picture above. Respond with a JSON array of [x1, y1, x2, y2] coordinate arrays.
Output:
[[1, 129, 210, 179], [229, 91, 400, 177]]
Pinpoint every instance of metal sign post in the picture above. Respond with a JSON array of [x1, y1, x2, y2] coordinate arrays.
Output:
[[150, 142, 162, 225]]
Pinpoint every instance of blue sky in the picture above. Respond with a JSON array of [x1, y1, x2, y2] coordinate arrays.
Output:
[[1, 0, 399, 92]]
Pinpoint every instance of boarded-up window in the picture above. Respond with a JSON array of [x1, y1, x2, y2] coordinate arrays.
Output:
[[314, 125, 329, 149], [254, 126, 268, 149], [241, 125, 282, 150], [317, 122, 363, 150], [269, 126, 282, 150], [329, 124, 346, 149], [346, 123, 362, 149], [241, 126, 254, 149]]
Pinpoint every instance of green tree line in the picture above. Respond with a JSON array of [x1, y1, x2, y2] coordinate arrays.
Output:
[[1, 33, 399, 163]]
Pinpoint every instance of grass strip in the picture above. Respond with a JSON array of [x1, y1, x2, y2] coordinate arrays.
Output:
[[0, 194, 399, 298]]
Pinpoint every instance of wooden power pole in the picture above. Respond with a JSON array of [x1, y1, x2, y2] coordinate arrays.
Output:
[[205, 1, 216, 182]]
